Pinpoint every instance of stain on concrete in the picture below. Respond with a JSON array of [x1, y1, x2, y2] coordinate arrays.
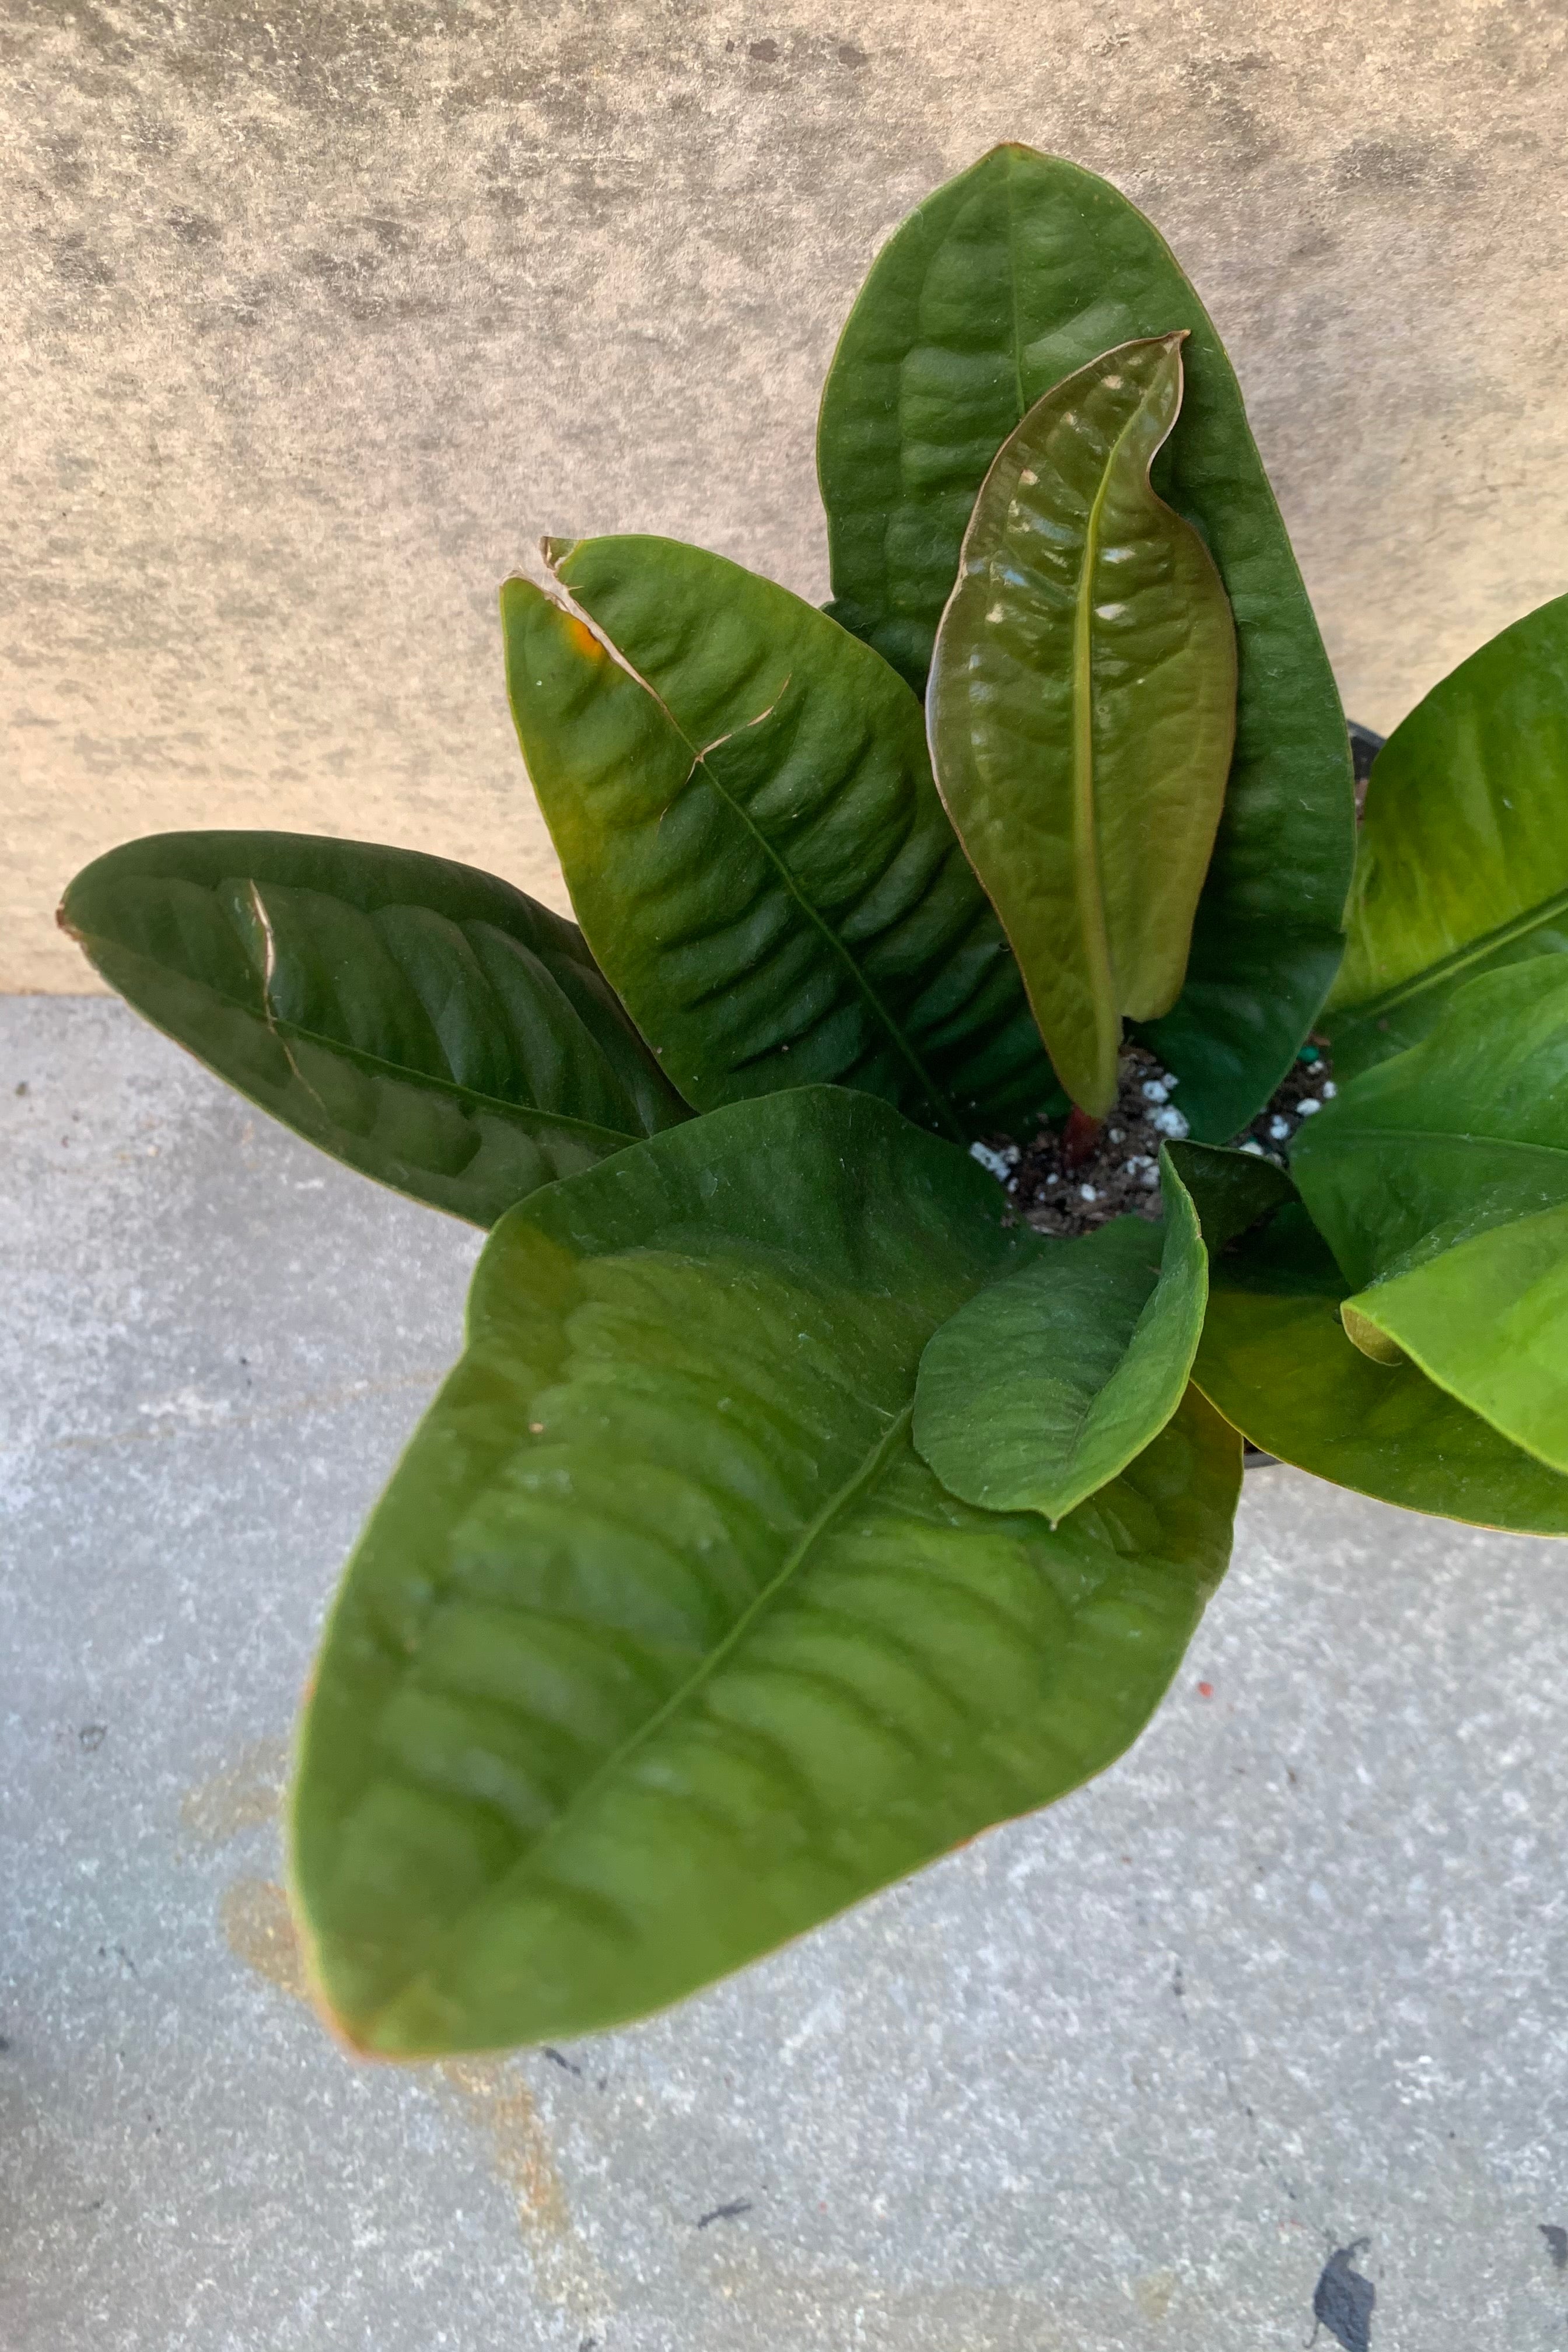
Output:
[[1131, 2269, 1177, 2319], [167, 206, 220, 244], [697, 2245, 1073, 2349], [1541, 2223, 1568, 2270], [1312, 2241, 1376, 2351], [436, 2060, 570, 2239], [695, 2199, 752, 2228], [215, 1871, 605, 2311], [216, 1890, 559, 2221], [215, 1825, 587, 2286], [434, 2057, 610, 2319], [219, 1877, 307, 2001], [213, 1864, 603, 2307], [1332, 132, 1475, 197], [180, 1735, 289, 1846]]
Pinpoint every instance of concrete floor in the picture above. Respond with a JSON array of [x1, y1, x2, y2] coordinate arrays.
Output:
[[6, 996, 1568, 2351]]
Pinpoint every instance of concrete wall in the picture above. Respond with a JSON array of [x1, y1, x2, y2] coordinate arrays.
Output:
[[6, 0, 1566, 992]]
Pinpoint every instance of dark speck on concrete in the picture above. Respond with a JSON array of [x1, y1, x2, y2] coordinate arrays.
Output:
[[78, 1724, 107, 1751], [748, 38, 779, 61], [696, 2199, 753, 2228], [1541, 2224, 1568, 2270], [15, 1081, 27, 1096], [544, 2046, 582, 2075], [837, 42, 869, 65], [1312, 2241, 1376, 2351]]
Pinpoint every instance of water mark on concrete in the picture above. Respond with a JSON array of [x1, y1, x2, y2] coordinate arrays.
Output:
[[216, 1870, 610, 2318], [1131, 2269, 1177, 2320], [220, 1876, 307, 1999], [181, 1736, 289, 1847]]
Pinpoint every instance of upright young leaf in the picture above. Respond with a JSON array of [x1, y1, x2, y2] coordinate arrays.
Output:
[[1324, 594, 1568, 1080], [501, 536, 1060, 1141], [818, 144, 1353, 1140], [291, 1087, 1240, 2056], [1172, 1145, 1568, 1537], [928, 335, 1236, 1114], [1294, 961, 1568, 1472], [61, 833, 690, 1227], [914, 1150, 1208, 1523]]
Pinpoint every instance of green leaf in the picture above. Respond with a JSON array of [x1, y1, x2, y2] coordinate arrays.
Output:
[[913, 1149, 1207, 1524], [1325, 593, 1568, 1081], [1295, 961, 1568, 1471], [1167, 1137, 1298, 1252], [1174, 1144, 1568, 1536], [927, 334, 1236, 1115], [60, 832, 690, 1227], [500, 536, 1060, 1143], [817, 143, 1353, 1140], [291, 1086, 1240, 2054]]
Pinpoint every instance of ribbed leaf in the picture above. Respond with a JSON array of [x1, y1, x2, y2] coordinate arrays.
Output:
[[1294, 961, 1568, 1472], [500, 537, 1060, 1142], [291, 1087, 1240, 2055], [818, 143, 1353, 1140], [1174, 1143, 1568, 1536], [914, 1149, 1206, 1524], [927, 335, 1236, 1114], [1325, 594, 1568, 1080], [61, 832, 689, 1226]]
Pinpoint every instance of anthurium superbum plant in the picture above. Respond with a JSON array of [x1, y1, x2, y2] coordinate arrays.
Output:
[[61, 146, 1568, 2059]]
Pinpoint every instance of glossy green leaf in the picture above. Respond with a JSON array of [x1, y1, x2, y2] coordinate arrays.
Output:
[[1172, 1143, 1568, 1536], [1168, 1138, 1298, 1253], [1337, 1202, 1568, 1458], [60, 832, 689, 1227], [1325, 594, 1568, 1080], [1296, 961, 1568, 1471], [927, 334, 1236, 1114], [291, 1086, 1240, 2054], [500, 537, 1061, 1144], [817, 143, 1353, 1140], [913, 1148, 1208, 1524]]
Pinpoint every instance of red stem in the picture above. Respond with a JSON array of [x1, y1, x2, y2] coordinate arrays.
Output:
[[1061, 1106, 1104, 1169]]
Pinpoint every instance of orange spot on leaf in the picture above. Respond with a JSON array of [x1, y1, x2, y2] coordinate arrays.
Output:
[[563, 615, 604, 663]]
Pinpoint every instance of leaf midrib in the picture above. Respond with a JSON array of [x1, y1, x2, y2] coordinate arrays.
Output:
[[1051, 1265, 1171, 1493], [1335, 881, 1568, 1028], [556, 573, 969, 1142], [72, 922, 646, 1152], [1072, 384, 1150, 1048], [363, 1401, 918, 2036], [1004, 152, 1027, 425]]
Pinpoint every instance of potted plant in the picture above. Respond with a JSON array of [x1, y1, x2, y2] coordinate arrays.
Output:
[[60, 144, 1568, 2061]]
